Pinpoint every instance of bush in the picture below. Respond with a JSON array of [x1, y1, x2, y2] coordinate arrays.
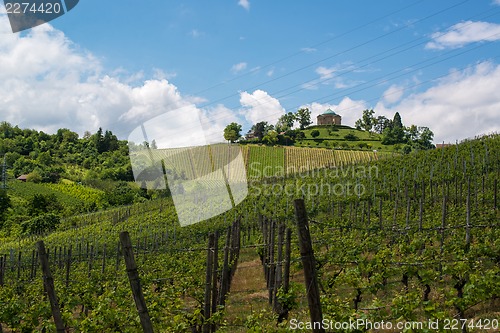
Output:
[[310, 129, 320, 138], [105, 182, 136, 206], [28, 193, 62, 216], [21, 213, 60, 234], [344, 133, 359, 141]]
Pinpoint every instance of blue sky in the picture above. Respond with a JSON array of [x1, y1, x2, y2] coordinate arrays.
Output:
[[1, 0, 500, 144]]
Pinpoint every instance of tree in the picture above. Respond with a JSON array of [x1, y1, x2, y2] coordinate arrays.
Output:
[[414, 126, 434, 150], [0, 189, 11, 225], [223, 122, 242, 143], [28, 193, 62, 216], [382, 112, 405, 145], [262, 130, 279, 145], [296, 108, 312, 130], [251, 121, 271, 140], [373, 116, 390, 134], [105, 182, 136, 206], [354, 109, 375, 133], [393, 112, 403, 129], [276, 112, 296, 132]]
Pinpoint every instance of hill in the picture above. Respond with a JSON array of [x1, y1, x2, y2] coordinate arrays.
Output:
[[0, 133, 499, 331], [296, 124, 396, 151]]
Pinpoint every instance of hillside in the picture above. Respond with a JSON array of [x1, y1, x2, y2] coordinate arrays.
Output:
[[0, 133, 498, 331], [296, 124, 396, 151]]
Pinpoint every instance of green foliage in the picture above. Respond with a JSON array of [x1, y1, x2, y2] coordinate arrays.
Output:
[[354, 109, 375, 132], [344, 133, 359, 141], [28, 193, 62, 216], [275, 112, 296, 132], [105, 182, 136, 206], [0, 189, 11, 225], [223, 122, 242, 142], [21, 212, 60, 234], [310, 129, 320, 138], [296, 107, 312, 129]]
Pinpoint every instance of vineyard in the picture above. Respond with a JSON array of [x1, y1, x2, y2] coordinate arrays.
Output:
[[131, 144, 383, 182], [0, 134, 499, 332]]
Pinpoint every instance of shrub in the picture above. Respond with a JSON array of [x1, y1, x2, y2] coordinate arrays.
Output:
[[21, 213, 60, 235], [310, 130, 320, 138], [344, 133, 359, 141]]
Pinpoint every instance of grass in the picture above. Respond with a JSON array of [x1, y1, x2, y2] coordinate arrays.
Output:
[[295, 125, 399, 152]]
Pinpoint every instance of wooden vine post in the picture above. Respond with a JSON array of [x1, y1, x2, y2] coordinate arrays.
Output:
[[119, 231, 154, 333], [294, 199, 325, 333], [37, 240, 66, 333]]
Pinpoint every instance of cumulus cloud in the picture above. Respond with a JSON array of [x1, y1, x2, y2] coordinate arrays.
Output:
[[239, 90, 285, 125], [0, 15, 235, 143], [375, 61, 500, 142], [426, 21, 500, 49], [300, 97, 369, 128], [238, 0, 250, 11], [381, 84, 405, 104]]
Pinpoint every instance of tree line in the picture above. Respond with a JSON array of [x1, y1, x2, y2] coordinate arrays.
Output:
[[224, 108, 313, 146], [354, 109, 434, 153], [223, 108, 434, 153], [0, 121, 159, 234]]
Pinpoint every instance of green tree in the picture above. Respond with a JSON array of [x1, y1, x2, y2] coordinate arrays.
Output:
[[382, 112, 406, 145], [262, 130, 279, 145], [373, 115, 390, 134], [393, 112, 403, 129], [0, 189, 11, 225], [21, 213, 60, 234], [310, 129, 320, 138], [276, 112, 296, 132], [296, 108, 312, 130], [354, 109, 375, 132], [251, 121, 272, 140], [28, 193, 62, 216], [223, 122, 242, 142], [105, 182, 136, 206]]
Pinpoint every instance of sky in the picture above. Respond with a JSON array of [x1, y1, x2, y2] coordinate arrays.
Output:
[[1, 0, 500, 145]]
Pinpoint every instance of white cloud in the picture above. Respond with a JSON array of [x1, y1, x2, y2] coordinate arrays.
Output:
[[381, 84, 404, 104], [0, 15, 230, 142], [426, 21, 500, 49], [200, 104, 241, 143], [231, 62, 247, 74], [239, 90, 285, 125], [375, 61, 500, 143], [238, 0, 250, 11], [303, 63, 361, 90], [494, 0, 500, 6], [300, 97, 369, 128]]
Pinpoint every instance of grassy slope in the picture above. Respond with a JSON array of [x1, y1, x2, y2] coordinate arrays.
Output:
[[296, 125, 396, 151]]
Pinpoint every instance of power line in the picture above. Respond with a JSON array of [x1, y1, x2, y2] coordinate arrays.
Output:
[[128, 0, 495, 144]]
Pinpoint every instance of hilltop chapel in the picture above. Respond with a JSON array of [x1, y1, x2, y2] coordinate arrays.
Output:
[[316, 109, 342, 125]]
